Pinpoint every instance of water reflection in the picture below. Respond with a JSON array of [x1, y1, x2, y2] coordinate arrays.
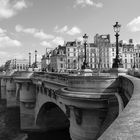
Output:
[[26, 128, 71, 140]]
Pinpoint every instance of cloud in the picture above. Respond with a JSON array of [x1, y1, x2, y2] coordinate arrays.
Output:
[[54, 25, 68, 33], [67, 26, 81, 35], [127, 16, 140, 32], [54, 25, 81, 36], [52, 37, 64, 45], [0, 27, 21, 48], [0, 28, 6, 36], [74, 0, 103, 8], [13, 0, 27, 10], [34, 31, 54, 40], [40, 41, 52, 47], [0, 0, 28, 19], [40, 37, 64, 48], [76, 36, 84, 42], [15, 24, 36, 34], [0, 36, 21, 48], [0, 51, 9, 65], [15, 24, 54, 40]]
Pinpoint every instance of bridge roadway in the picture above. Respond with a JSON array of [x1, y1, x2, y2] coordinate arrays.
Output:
[[0, 70, 139, 140]]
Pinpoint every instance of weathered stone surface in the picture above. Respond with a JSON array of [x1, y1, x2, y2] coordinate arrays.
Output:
[[99, 75, 140, 140]]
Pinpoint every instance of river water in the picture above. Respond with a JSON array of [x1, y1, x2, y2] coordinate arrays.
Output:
[[0, 99, 71, 140], [26, 128, 71, 140]]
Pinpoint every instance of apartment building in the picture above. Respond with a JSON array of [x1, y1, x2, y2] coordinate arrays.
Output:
[[50, 45, 66, 72], [94, 34, 111, 70]]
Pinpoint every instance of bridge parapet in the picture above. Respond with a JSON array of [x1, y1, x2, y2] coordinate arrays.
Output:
[[32, 72, 68, 85], [98, 75, 138, 140], [67, 75, 117, 93], [55, 75, 120, 140]]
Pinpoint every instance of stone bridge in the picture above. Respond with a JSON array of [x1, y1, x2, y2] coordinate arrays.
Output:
[[0, 70, 139, 140]]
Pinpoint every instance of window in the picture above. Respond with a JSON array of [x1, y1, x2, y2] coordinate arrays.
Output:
[[60, 58, 63, 61], [133, 54, 135, 57], [23, 64, 25, 70], [68, 48, 70, 51], [68, 64, 70, 69], [74, 48, 76, 52], [90, 64, 92, 68], [107, 64, 109, 68], [60, 51, 63, 55], [112, 48, 114, 52], [125, 54, 127, 57], [90, 58, 92, 62], [60, 64, 63, 68], [130, 59, 133, 63], [125, 59, 127, 63], [68, 59, 70, 63], [125, 64, 127, 69]]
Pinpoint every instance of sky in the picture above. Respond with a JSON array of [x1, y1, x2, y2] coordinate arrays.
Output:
[[0, 0, 140, 65]]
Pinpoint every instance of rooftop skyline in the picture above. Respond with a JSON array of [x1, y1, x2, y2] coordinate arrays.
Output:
[[0, 0, 140, 65]]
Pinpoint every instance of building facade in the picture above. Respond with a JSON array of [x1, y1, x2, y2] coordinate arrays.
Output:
[[50, 45, 66, 72], [4, 59, 29, 71], [94, 34, 111, 70], [110, 39, 135, 69], [41, 35, 140, 72], [88, 43, 99, 69], [41, 48, 51, 71], [66, 41, 79, 71]]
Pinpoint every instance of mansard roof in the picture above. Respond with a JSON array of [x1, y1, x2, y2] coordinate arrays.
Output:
[[66, 41, 77, 47]]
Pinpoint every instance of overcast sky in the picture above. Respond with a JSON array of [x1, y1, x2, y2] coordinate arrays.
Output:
[[0, 0, 140, 65]]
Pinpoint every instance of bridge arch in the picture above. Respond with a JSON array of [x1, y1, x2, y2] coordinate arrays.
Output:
[[36, 102, 70, 131]]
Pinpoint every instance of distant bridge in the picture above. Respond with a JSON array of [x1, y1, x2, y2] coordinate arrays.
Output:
[[0, 70, 139, 140]]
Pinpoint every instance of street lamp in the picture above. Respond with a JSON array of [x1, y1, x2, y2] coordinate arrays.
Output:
[[82, 33, 88, 69], [14, 59, 16, 69], [112, 22, 121, 68], [34, 50, 37, 68], [133, 56, 136, 69], [29, 52, 31, 68]]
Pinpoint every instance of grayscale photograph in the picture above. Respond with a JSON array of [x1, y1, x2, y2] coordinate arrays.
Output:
[[0, 0, 139, 140]]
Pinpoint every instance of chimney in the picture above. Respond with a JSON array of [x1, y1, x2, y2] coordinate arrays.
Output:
[[129, 39, 133, 44]]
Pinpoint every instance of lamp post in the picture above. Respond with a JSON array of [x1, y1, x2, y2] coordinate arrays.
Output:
[[14, 59, 16, 69], [82, 33, 88, 69], [29, 52, 31, 68], [133, 56, 136, 69], [112, 22, 121, 68], [34, 50, 37, 68]]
